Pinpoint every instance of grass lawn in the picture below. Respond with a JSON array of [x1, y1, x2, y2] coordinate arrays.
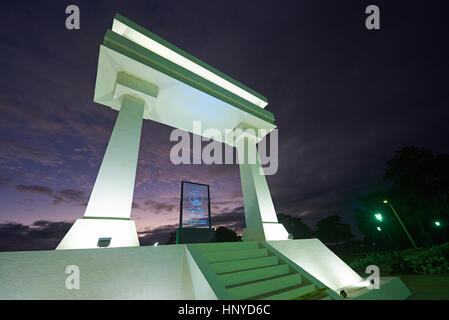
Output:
[[354, 263, 449, 299], [400, 275, 449, 300], [342, 242, 449, 299]]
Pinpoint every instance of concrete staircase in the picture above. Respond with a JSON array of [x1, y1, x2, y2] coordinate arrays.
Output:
[[187, 241, 336, 300]]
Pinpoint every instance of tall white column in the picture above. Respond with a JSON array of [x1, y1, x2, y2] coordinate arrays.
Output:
[[237, 135, 289, 241], [56, 94, 144, 250], [84, 94, 144, 219]]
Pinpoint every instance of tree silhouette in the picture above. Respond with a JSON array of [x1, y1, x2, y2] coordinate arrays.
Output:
[[165, 231, 177, 244], [215, 226, 240, 242], [316, 215, 354, 245], [277, 214, 314, 239]]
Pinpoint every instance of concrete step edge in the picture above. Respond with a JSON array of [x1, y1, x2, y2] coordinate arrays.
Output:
[[228, 273, 301, 300], [219, 264, 290, 287], [210, 256, 279, 274]]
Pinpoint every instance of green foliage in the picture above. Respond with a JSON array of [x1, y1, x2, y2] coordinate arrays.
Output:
[[347, 243, 449, 275], [391, 243, 449, 275]]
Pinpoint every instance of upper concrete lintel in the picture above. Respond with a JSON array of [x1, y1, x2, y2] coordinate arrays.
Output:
[[113, 72, 158, 113], [226, 122, 272, 146], [116, 72, 159, 98], [113, 13, 269, 107], [94, 44, 276, 144]]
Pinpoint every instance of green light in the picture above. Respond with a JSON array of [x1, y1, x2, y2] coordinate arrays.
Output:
[[435, 221, 441, 227], [377, 226, 382, 232], [375, 213, 383, 222]]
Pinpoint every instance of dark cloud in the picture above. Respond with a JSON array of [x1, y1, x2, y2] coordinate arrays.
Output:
[[58, 189, 85, 202], [0, 174, 12, 186], [15, 184, 87, 206], [0, 139, 64, 168], [0, 220, 72, 251], [211, 206, 246, 232], [132, 202, 140, 209], [15, 184, 53, 196], [138, 223, 179, 245], [143, 199, 177, 214]]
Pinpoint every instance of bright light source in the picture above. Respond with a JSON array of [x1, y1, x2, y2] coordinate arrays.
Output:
[[112, 19, 268, 109], [375, 213, 383, 222], [350, 280, 371, 288], [435, 221, 441, 227], [377, 226, 382, 232], [383, 200, 388, 204]]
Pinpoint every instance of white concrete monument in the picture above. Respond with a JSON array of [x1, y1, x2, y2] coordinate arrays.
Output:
[[57, 14, 288, 250], [0, 14, 411, 301]]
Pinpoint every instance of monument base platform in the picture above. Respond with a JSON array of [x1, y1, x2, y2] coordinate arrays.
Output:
[[0, 239, 411, 300], [176, 227, 216, 244], [56, 218, 139, 250]]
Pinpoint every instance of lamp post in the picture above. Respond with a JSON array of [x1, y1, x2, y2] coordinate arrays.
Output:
[[383, 200, 417, 249]]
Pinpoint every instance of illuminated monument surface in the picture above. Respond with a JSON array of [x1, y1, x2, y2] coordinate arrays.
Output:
[[57, 13, 289, 250], [0, 15, 411, 300]]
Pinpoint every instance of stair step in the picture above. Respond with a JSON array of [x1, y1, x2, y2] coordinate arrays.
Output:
[[202, 248, 268, 263], [219, 264, 290, 287], [195, 242, 259, 252], [261, 284, 316, 300], [291, 286, 332, 300], [228, 273, 302, 300], [305, 293, 332, 300], [210, 256, 279, 274]]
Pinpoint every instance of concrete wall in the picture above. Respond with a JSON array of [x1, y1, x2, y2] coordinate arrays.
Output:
[[0, 245, 195, 299], [267, 239, 363, 291], [185, 247, 217, 300]]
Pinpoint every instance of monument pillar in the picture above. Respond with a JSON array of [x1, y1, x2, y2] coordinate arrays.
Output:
[[236, 135, 289, 241], [56, 94, 144, 250], [84, 94, 144, 219]]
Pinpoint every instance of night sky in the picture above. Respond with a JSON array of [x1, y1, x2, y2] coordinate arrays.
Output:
[[1, 0, 448, 250]]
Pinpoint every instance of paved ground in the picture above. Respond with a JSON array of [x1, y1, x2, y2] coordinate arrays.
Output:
[[400, 275, 449, 300]]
